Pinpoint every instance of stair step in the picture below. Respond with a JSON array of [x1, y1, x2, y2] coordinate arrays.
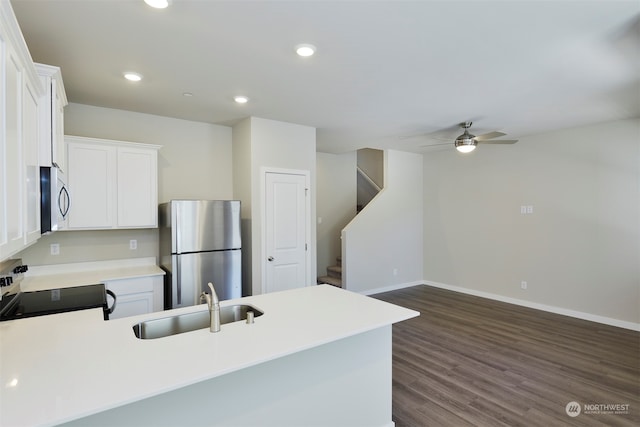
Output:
[[336, 255, 342, 267], [327, 265, 342, 279], [317, 275, 342, 288]]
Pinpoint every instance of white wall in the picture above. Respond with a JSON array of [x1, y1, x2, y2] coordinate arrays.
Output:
[[343, 149, 424, 294], [232, 118, 253, 295], [423, 118, 640, 327], [316, 151, 357, 277], [233, 117, 317, 296], [18, 103, 233, 265], [63, 103, 233, 203]]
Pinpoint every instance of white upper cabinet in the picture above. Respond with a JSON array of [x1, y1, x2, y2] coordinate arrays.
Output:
[[117, 146, 158, 228], [2, 42, 25, 257], [65, 136, 161, 230], [0, 1, 45, 261], [35, 63, 68, 171], [0, 32, 6, 259], [66, 139, 115, 229], [23, 72, 41, 246]]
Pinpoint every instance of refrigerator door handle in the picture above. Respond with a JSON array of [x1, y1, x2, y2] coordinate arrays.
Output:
[[174, 203, 181, 255], [176, 257, 181, 305]]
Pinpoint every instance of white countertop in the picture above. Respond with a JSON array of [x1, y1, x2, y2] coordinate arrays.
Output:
[[20, 257, 165, 291], [0, 285, 418, 427]]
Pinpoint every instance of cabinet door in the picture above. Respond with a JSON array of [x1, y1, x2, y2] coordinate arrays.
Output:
[[52, 80, 65, 171], [2, 45, 24, 255], [23, 76, 40, 245], [0, 35, 7, 259], [105, 276, 163, 319], [35, 65, 67, 171], [66, 142, 115, 229], [0, 5, 45, 261], [117, 146, 157, 228], [109, 292, 155, 320]]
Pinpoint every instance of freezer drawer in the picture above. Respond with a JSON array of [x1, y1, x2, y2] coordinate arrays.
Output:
[[168, 250, 241, 309]]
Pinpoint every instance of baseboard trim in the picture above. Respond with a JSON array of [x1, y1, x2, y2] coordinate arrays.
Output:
[[423, 280, 640, 332], [357, 281, 424, 296]]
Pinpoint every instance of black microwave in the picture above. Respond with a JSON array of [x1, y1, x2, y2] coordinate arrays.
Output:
[[40, 166, 70, 234]]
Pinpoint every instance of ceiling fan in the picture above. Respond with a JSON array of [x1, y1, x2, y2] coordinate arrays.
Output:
[[422, 121, 518, 153]]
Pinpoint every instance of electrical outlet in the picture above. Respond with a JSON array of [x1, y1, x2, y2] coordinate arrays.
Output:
[[50, 243, 60, 255], [520, 205, 534, 215], [129, 239, 137, 250], [393, 268, 398, 276], [521, 281, 528, 290]]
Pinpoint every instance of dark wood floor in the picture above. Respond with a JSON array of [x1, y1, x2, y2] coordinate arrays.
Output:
[[373, 286, 640, 427]]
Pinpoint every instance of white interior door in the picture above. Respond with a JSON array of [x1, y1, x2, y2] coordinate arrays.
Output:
[[264, 171, 308, 293]]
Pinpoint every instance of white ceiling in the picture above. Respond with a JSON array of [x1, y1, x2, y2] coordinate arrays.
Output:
[[11, 0, 640, 154]]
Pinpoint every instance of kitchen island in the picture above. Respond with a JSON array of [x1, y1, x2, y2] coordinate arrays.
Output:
[[0, 284, 418, 427]]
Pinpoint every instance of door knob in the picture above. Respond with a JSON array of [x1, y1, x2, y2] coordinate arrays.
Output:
[[268, 256, 274, 262]]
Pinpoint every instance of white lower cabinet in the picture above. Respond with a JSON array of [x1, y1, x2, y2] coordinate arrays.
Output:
[[104, 276, 163, 320]]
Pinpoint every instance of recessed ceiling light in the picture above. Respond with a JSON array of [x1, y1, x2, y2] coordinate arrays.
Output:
[[123, 72, 143, 82], [295, 44, 316, 57], [144, 0, 170, 9], [183, 92, 193, 97], [234, 95, 249, 104]]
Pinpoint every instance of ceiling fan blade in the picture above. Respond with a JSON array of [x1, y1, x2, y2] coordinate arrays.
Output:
[[400, 124, 461, 141], [478, 139, 518, 144], [420, 142, 453, 148], [400, 134, 450, 142], [398, 134, 424, 140], [475, 131, 507, 141]]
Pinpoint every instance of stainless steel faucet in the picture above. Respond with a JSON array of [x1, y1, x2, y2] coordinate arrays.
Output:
[[200, 282, 220, 333]]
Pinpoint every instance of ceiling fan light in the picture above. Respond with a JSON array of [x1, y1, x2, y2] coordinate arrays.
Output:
[[454, 129, 477, 153], [456, 144, 476, 153], [455, 137, 477, 153]]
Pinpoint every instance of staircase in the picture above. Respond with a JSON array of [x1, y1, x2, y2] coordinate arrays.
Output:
[[317, 255, 342, 288]]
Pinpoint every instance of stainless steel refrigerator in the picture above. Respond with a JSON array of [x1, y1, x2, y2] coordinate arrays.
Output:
[[159, 200, 242, 309]]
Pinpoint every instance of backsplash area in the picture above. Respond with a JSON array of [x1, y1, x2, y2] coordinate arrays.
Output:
[[17, 229, 159, 266]]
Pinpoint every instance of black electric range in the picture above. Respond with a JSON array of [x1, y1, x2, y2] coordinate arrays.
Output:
[[0, 259, 116, 321], [0, 284, 115, 321]]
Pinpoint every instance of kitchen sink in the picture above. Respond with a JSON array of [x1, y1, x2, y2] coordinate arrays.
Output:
[[133, 304, 264, 339]]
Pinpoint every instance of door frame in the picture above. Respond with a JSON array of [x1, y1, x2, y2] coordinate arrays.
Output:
[[260, 167, 312, 294]]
